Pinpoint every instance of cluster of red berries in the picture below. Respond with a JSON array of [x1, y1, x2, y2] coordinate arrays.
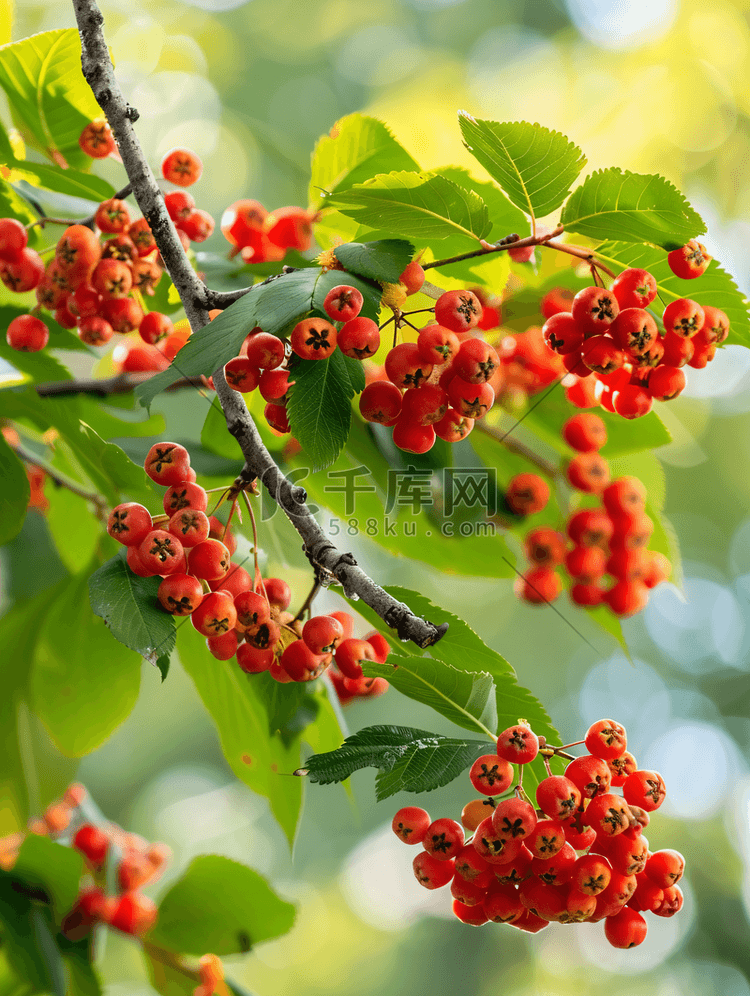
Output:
[[105, 442, 390, 697], [220, 198, 316, 263], [64, 819, 167, 939], [541, 245, 726, 418], [360, 284, 504, 454], [511, 415, 670, 616], [393, 719, 684, 947], [1, 185, 204, 359], [0, 782, 165, 938]]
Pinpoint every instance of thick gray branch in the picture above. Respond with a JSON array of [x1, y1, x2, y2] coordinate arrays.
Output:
[[72, 0, 447, 648]]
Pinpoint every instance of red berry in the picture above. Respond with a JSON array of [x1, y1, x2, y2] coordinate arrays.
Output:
[[582, 792, 631, 837], [139, 312, 173, 346], [622, 769, 666, 811], [648, 364, 686, 401], [168, 508, 210, 548], [602, 477, 646, 517], [434, 408, 473, 442], [582, 335, 626, 375], [610, 307, 658, 357], [496, 724, 539, 764], [323, 285, 363, 323], [101, 297, 144, 334], [667, 240, 711, 279], [566, 452, 610, 493], [392, 807, 431, 844], [290, 317, 337, 360], [571, 286, 619, 335], [542, 313, 584, 354], [337, 316, 380, 359], [144, 442, 191, 486], [413, 851, 455, 889], [564, 754, 611, 799], [585, 719, 627, 760], [263, 577, 291, 610], [79, 120, 116, 158], [645, 849, 684, 889], [107, 893, 158, 936], [611, 268, 657, 309], [385, 342, 432, 389], [359, 380, 402, 425], [452, 338, 499, 383], [605, 579, 649, 616], [157, 574, 203, 615], [446, 377, 494, 419], [279, 639, 326, 681], [700, 305, 729, 344], [392, 417, 436, 454], [423, 818, 465, 861], [107, 502, 152, 546], [302, 615, 344, 655], [662, 297, 705, 338], [434, 289, 482, 334], [399, 260, 425, 296], [7, 314, 49, 352], [490, 798, 537, 841], [191, 590, 237, 638], [536, 775, 582, 821], [525, 819, 566, 859], [77, 316, 114, 346], [263, 206, 314, 251], [562, 413, 607, 452], [524, 528, 566, 567], [73, 824, 109, 867], [514, 567, 562, 604], [571, 853, 612, 896], [468, 755, 514, 795], [0, 248, 45, 293], [567, 508, 612, 547], [473, 816, 524, 865], [161, 148, 202, 187], [417, 324, 460, 365], [187, 539, 230, 581], [164, 190, 195, 221], [138, 530, 185, 575], [506, 473, 550, 515], [0, 218, 28, 261], [179, 209, 214, 242], [604, 906, 647, 948]]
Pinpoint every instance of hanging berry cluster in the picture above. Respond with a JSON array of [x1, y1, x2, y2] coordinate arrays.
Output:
[[105, 442, 391, 695], [393, 720, 683, 947], [0, 782, 166, 940], [510, 414, 670, 616], [543, 245, 727, 419]]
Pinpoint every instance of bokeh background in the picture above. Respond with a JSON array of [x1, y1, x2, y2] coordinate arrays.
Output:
[[4, 0, 750, 991]]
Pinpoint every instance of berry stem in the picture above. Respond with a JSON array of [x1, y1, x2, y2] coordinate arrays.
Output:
[[292, 580, 321, 623], [423, 225, 563, 271]]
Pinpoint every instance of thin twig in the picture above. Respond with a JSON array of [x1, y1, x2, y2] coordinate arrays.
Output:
[[423, 226, 563, 271], [473, 420, 559, 479], [13, 441, 108, 519], [34, 372, 208, 398]]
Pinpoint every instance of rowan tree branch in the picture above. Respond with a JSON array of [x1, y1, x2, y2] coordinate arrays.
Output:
[[34, 371, 208, 398], [72, 0, 447, 648]]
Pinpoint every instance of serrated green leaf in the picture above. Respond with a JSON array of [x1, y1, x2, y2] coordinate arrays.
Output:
[[309, 113, 420, 206], [333, 239, 414, 283], [31, 570, 141, 756], [177, 624, 303, 848], [458, 115, 585, 222], [326, 171, 491, 244], [0, 432, 29, 546], [303, 724, 489, 800], [149, 855, 295, 956], [438, 165, 529, 241], [8, 161, 115, 202], [363, 657, 497, 738], [594, 240, 750, 348], [137, 269, 381, 406], [0, 30, 102, 171], [88, 555, 176, 663], [346, 587, 562, 791], [286, 350, 364, 470], [561, 169, 706, 250]]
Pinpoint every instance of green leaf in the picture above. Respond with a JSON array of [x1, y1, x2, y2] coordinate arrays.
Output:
[[44, 485, 101, 575], [333, 239, 414, 284], [9, 836, 84, 925], [150, 855, 295, 956], [326, 171, 491, 244], [88, 555, 176, 664], [31, 570, 141, 756], [438, 165, 529, 240], [348, 586, 562, 791], [0, 883, 62, 996], [8, 161, 115, 202], [583, 605, 633, 662], [177, 624, 303, 847], [561, 169, 706, 250], [594, 240, 750, 348], [137, 269, 381, 406], [0, 29, 103, 171], [303, 725, 489, 801], [291, 417, 516, 578], [0, 178, 39, 232], [458, 115, 586, 222], [309, 113, 419, 205], [0, 432, 29, 545], [362, 657, 497, 738], [286, 350, 364, 470]]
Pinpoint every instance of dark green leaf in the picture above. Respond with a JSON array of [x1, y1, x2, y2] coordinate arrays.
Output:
[[137, 269, 381, 406], [8, 161, 115, 202], [286, 349, 365, 470], [594, 240, 750, 348], [0, 30, 102, 171], [458, 115, 585, 221], [333, 239, 414, 283], [348, 587, 563, 791], [150, 855, 295, 956], [0, 883, 60, 996], [308, 113, 420, 204], [561, 169, 706, 250], [177, 624, 303, 847], [251, 673, 310, 736], [303, 725, 489, 800], [326, 171, 491, 244], [0, 432, 29, 545], [362, 657, 497, 737], [88, 555, 176, 663], [31, 570, 141, 756], [438, 166, 529, 240]]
